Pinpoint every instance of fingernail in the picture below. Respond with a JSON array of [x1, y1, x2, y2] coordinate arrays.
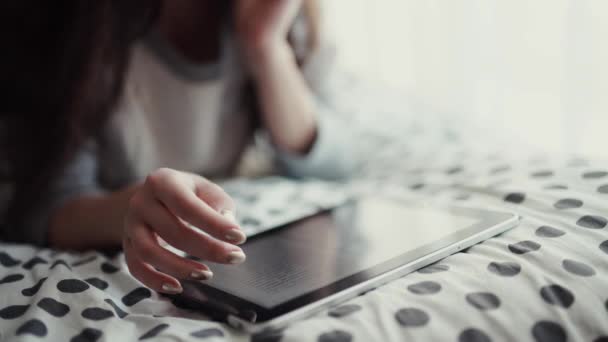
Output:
[[221, 209, 238, 224], [190, 269, 213, 280], [227, 250, 246, 264], [161, 283, 183, 294], [225, 229, 247, 244]]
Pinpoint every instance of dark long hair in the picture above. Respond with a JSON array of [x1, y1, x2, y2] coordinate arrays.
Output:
[[0, 1, 160, 227]]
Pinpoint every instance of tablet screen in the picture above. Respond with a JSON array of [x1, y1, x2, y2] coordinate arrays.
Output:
[[204, 197, 478, 308]]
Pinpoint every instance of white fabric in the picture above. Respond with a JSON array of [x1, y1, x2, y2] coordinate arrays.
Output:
[[98, 32, 253, 186]]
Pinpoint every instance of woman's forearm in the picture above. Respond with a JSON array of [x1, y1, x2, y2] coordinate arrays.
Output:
[[250, 44, 319, 154], [48, 184, 140, 250]]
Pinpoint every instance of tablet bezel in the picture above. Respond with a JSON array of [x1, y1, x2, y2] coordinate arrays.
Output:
[[177, 197, 515, 323]]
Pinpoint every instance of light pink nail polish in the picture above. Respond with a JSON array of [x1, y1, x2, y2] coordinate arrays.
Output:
[[161, 283, 183, 294], [221, 209, 238, 224], [227, 250, 246, 264], [190, 269, 213, 280], [225, 229, 247, 244]]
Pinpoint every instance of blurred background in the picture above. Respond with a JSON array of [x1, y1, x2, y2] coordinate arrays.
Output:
[[323, 0, 608, 159]]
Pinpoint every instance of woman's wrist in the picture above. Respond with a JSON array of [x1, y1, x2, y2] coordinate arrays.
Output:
[[244, 41, 295, 80], [48, 184, 139, 250]]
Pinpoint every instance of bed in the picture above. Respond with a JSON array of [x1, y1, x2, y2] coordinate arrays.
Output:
[[0, 87, 606, 342]]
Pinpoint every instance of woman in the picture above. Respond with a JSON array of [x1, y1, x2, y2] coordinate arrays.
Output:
[[0, 0, 354, 294]]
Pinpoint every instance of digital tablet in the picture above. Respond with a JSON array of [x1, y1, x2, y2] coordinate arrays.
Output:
[[173, 196, 518, 333]]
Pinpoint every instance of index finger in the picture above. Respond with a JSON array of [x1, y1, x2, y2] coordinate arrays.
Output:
[[145, 169, 244, 243]]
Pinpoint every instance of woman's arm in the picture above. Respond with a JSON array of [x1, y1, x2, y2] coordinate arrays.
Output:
[[26, 143, 246, 294], [235, 1, 357, 179], [48, 168, 248, 294], [48, 184, 137, 250], [235, 0, 318, 155], [248, 44, 318, 155]]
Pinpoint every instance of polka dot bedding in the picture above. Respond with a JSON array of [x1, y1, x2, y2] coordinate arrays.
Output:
[[0, 89, 607, 341], [1, 154, 606, 341]]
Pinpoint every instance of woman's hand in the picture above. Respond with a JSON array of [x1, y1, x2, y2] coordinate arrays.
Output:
[[234, 0, 303, 65], [123, 168, 246, 294]]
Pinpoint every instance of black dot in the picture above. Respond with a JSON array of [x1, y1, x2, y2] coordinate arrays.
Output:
[[70, 328, 103, 342], [82, 307, 114, 321], [487, 261, 521, 276], [328, 304, 362, 318], [490, 165, 511, 175], [554, 198, 583, 210], [22, 277, 48, 297], [22, 256, 47, 270], [37, 297, 70, 317], [598, 185, 608, 194], [0, 274, 24, 285], [532, 321, 566, 342], [576, 215, 607, 229], [0, 304, 29, 319], [504, 192, 525, 204], [395, 308, 429, 327], [0, 252, 21, 267], [50, 259, 72, 270], [544, 184, 568, 190], [190, 328, 224, 339], [139, 323, 169, 340], [531, 170, 554, 178], [251, 329, 284, 342], [100, 262, 119, 274], [600, 240, 608, 255], [535, 226, 565, 238], [71, 256, 98, 267], [562, 259, 596, 277], [241, 217, 261, 227], [407, 281, 441, 295], [459, 328, 492, 342], [410, 183, 425, 190], [104, 299, 128, 318], [57, 279, 90, 293], [465, 292, 501, 310], [16, 319, 47, 337], [318, 330, 352, 342], [454, 193, 471, 201], [85, 277, 108, 290], [418, 264, 450, 274], [508, 240, 541, 254], [242, 194, 259, 204], [267, 208, 284, 216], [593, 337, 608, 342], [583, 171, 608, 179], [540, 285, 575, 308], [446, 166, 464, 175], [122, 287, 152, 307]]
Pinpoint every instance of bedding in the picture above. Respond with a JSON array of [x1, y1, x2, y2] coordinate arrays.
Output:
[[0, 88, 607, 341]]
